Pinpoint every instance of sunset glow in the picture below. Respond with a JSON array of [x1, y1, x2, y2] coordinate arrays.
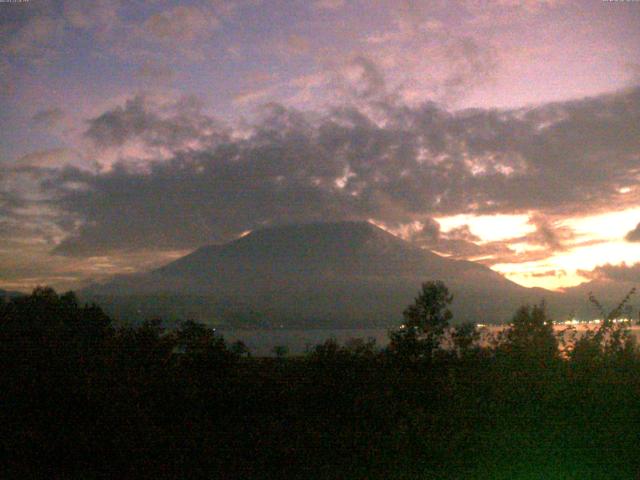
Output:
[[437, 208, 640, 290], [1, 0, 640, 295]]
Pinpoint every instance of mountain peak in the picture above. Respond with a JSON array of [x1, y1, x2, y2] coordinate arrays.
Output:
[[230, 220, 400, 251], [153, 220, 424, 280], [88, 220, 556, 326]]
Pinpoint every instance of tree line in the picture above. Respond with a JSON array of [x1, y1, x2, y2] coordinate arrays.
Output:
[[2, 282, 639, 479]]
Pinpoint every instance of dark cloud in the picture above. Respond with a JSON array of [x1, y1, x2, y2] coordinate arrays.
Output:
[[434, 238, 516, 263], [511, 214, 576, 252], [580, 263, 640, 283], [32, 108, 65, 128], [467, 216, 604, 266], [1, 12, 66, 65], [438, 36, 498, 104], [346, 56, 386, 100], [85, 95, 229, 151], [443, 225, 481, 243], [625, 222, 640, 242], [15, 149, 80, 169], [400, 222, 516, 263], [135, 59, 175, 84], [24, 86, 640, 257], [527, 215, 566, 250], [531, 269, 567, 278]]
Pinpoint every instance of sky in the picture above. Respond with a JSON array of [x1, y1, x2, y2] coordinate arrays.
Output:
[[1, 0, 640, 292]]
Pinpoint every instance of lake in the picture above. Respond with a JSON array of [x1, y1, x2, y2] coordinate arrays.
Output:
[[217, 324, 640, 356]]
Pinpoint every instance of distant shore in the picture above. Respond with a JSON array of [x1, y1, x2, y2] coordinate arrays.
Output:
[[217, 325, 640, 357]]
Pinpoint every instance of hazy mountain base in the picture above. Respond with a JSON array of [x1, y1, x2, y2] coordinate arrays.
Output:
[[85, 278, 556, 328], [83, 276, 640, 329]]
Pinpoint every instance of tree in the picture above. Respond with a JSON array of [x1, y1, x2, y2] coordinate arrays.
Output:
[[570, 289, 638, 365], [272, 345, 289, 359], [451, 322, 481, 358], [0, 286, 112, 361], [588, 288, 635, 344], [230, 340, 251, 358], [500, 302, 558, 367], [174, 320, 238, 369], [389, 281, 453, 361]]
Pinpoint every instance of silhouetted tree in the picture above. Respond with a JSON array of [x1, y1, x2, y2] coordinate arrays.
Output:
[[570, 289, 638, 366], [272, 344, 289, 359], [388, 280, 453, 361], [343, 337, 378, 358], [451, 321, 481, 358], [230, 340, 251, 357], [3, 285, 640, 479], [499, 302, 558, 367], [174, 319, 238, 370]]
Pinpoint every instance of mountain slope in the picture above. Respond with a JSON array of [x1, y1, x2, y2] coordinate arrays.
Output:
[[85, 221, 558, 327], [560, 278, 639, 320]]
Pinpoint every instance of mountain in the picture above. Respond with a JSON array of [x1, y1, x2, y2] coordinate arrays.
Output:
[[560, 279, 639, 320], [85, 221, 559, 327]]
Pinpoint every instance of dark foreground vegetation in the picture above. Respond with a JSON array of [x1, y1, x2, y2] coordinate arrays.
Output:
[[2, 283, 640, 479]]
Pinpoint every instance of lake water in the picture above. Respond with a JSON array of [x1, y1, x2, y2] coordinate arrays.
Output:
[[218, 325, 640, 357], [217, 328, 390, 356]]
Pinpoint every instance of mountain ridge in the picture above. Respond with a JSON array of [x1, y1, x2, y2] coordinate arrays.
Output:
[[85, 221, 560, 327]]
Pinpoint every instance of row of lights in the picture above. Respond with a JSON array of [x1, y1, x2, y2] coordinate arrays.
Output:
[[473, 319, 635, 328], [560, 318, 632, 325], [400, 320, 637, 329]]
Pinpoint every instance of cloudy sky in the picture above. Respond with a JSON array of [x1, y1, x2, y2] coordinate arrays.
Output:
[[1, 0, 640, 292]]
